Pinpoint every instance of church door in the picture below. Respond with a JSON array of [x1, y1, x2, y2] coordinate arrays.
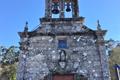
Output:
[[53, 74, 74, 80]]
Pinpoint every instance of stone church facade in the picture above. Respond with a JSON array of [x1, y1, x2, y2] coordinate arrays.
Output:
[[17, 0, 110, 80]]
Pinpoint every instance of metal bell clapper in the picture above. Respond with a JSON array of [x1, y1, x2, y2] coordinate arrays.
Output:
[[66, 3, 71, 12]]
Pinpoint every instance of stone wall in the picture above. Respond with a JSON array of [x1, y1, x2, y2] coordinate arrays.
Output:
[[17, 34, 110, 80]]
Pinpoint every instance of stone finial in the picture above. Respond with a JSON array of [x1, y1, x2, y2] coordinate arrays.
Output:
[[23, 21, 29, 38], [97, 20, 102, 30], [24, 21, 29, 32]]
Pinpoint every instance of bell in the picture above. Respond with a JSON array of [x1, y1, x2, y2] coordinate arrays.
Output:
[[66, 3, 71, 12], [66, 7, 71, 12], [52, 9, 59, 14], [52, 2, 59, 14]]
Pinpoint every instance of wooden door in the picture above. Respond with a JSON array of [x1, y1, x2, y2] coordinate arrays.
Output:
[[53, 74, 74, 80]]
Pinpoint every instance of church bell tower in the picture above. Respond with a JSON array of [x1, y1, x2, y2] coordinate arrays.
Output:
[[17, 0, 111, 80], [45, 0, 79, 18]]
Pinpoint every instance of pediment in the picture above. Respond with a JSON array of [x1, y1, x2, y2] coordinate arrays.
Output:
[[25, 22, 97, 38], [32, 24, 95, 34]]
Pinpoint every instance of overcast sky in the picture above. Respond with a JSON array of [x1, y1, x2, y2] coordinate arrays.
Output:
[[0, 0, 120, 47]]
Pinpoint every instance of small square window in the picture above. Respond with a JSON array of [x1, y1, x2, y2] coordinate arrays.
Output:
[[58, 40, 67, 48]]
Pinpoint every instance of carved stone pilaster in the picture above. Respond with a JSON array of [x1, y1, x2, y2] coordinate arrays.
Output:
[[72, 0, 79, 18], [60, 0, 65, 18], [95, 29, 110, 80], [45, 0, 52, 18], [95, 30, 107, 45]]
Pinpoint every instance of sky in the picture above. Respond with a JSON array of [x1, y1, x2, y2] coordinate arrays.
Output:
[[0, 0, 120, 47]]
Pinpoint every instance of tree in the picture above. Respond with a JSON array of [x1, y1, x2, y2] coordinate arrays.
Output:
[[109, 47, 120, 80], [0, 45, 19, 80], [1, 46, 19, 65]]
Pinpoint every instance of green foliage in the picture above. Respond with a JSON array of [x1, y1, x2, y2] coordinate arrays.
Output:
[[0, 46, 19, 80], [0, 63, 17, 80], [0, 46, 19, 65], [109, 47, 120, 80]]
